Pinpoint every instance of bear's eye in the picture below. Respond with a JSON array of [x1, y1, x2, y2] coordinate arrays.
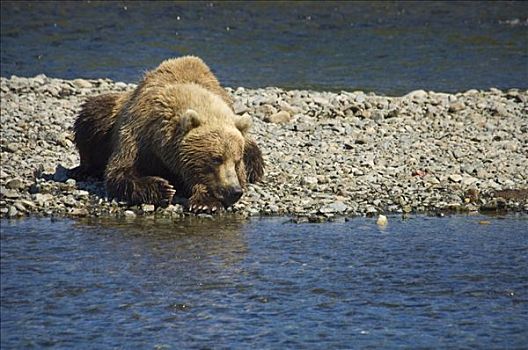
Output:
[[211, 156, 224, 165]]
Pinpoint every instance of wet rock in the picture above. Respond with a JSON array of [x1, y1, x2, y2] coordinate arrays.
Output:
[[69, 208, 89, 217], [291, 216, 310, 224], [124, 210, 137, 218], [197, 213, 213, 219], [481, 198, 507, 211], [141, 204, 155, 213], [7, 205, 18, 218], [376, 214, 388, 226], [308, 215, 327, 223], [165, 204, 184, 214]]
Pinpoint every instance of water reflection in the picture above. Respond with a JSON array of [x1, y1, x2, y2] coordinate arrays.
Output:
[[74, 215, 251, 281], [2, 215, 527, 348]]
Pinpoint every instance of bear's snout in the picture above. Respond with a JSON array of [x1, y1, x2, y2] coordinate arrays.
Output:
[[222, 185, 243, 207]]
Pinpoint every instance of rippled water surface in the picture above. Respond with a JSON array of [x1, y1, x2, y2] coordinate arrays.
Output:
[[1, 1, 527, 94], [1, 216, 527, 348]]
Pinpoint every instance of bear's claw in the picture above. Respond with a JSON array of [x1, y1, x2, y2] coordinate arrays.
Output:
[[150, 177, 175, 205], [188, 201, 223, 214], [188, 184, 224, 214]]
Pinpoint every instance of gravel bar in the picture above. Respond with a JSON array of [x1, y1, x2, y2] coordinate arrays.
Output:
[[1, 75, 527, 222]]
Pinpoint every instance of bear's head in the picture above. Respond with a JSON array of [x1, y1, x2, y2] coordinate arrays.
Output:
[[178, 109, 252, 207]]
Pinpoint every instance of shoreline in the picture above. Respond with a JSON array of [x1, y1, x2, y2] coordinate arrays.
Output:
[[1, 75, 527, 222]]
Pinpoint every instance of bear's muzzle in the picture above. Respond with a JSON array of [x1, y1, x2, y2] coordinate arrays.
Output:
[[222, 185, 243, 207]]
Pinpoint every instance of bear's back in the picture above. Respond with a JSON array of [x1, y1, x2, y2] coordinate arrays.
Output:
[[129, 82, 236, 131], [142, 56, 233, 108]]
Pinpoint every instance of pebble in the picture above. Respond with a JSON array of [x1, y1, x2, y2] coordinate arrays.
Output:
[[69, 208, 89, 217], [448, 174, 463, 183], [1, 188, 20, 199], [320, 201, 348, 214], [141, 204, 155, 213], [264, 110, 291, 124], [7, 206, 18, 218], [5, 179, 23, 190], [0, 75, 527, 220], [448, 101, 465, 113], [404, 89, 428, 100], [123, 210, 137, 218], [72, 79, 93, 89]]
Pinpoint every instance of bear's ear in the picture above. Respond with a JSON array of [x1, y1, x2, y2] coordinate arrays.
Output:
[[234, 114, 252, 135], [180, 109, 203, 133]]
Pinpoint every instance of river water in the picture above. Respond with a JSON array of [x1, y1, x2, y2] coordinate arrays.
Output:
[[1, 215, 527, 348], [1, 1, 527, 94]]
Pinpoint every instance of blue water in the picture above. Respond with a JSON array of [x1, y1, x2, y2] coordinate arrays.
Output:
[[1, 216, 527, 348], [1, 1, 527, 94]]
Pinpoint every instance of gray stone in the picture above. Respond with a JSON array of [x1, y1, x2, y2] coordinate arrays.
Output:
[[72, 79, 93, 89], [70, 208, 89, 217], [33, 193, 54, 206], [319, 201, 348, 214], [448, 101, 465, 113], [301, 176, 318, 186], [115, 82, 128, 89], [233, 100, 249, 114], [264, 111, 291, 124], [5, 179, 23, 190], [124, 210, 137, 218], [73, 190, 89, 198], [1, 187, 20, 199], [404, 89, 428, 100], [4, 143, 18, 153], [7, 206, 17, 217], [141, 204, 155, 213], [448, 174, 463, 183]]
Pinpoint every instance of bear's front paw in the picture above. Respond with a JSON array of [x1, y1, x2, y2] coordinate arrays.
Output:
[[141, 176, 176, 206]]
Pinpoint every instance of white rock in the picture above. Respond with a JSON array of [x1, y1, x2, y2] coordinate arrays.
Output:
[[124, 210, 136, 218], [448, 174, 463, 183], [376, 214, 388, 226]]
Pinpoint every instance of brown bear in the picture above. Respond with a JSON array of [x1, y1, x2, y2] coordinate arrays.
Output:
[[71, 56, 264, 213]]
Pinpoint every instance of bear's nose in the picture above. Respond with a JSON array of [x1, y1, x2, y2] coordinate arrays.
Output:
[[230, 186, 243, 200], [224, 186, 243, 206]]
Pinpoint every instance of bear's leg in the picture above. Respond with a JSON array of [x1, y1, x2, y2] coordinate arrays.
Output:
[[106, 173, 175, 205], [105, 132, 175, 206], [188, 184, 224, 213], [244, 138, 264, 183], [72, 93, 124, 180]]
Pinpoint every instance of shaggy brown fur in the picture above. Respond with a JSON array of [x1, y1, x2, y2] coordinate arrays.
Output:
[[70, 92, 131, 179], [72, 56, 264, 212]]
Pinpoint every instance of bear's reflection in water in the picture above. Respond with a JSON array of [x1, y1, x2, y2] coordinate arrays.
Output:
[[72, 216, 251, 290]]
